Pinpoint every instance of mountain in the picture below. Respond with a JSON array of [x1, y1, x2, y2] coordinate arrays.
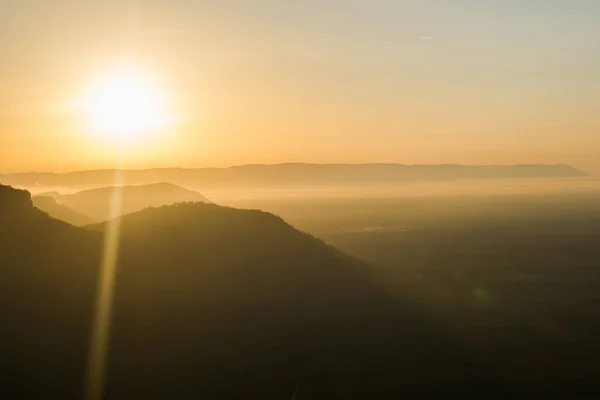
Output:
[[55, 182, 211, 222], [33, 195, 94, 226], [36, 190, 61, 197], [0, 163, 587, 190], [0, 185, 101, 398], [0, 184, 486, 398]]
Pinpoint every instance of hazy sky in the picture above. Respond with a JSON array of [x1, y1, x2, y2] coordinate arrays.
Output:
[[1, 0, 599, 173]]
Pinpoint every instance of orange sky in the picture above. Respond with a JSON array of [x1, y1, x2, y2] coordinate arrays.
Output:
[[1, 1, 599, 174]]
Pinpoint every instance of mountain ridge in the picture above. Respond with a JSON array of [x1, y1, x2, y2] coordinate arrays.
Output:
[[32, 196, 94, 226], [54, 182, 211, 222], [1, 183, 482, 398], [0, 163, 587, 190]]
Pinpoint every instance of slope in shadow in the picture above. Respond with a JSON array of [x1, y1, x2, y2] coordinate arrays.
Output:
[[1, 184, 496, 399], [0, 186, 101, 398]]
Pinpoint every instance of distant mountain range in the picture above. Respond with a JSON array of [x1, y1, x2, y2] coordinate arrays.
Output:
[[46, 182, 211, 222], [0, 163, 587, 190], [32, 195, 94, 226], [0, 184, 481, 398]]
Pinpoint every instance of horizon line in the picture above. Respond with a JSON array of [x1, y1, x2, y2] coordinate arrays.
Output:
[[0, 162, 584, 176]]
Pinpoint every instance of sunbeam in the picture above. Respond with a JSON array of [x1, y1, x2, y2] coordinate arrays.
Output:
[[84, 168, 124, 400]]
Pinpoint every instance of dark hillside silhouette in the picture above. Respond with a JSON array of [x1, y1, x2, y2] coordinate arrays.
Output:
[[90, 204, 491, 398], [3, 184, 600, 397], [56, 182, 211, 222], [0, 185, 101, 398], [0, 184, 490, 398], [33, 195, 94, 226]]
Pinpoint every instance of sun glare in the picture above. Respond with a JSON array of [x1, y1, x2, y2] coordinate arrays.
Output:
[[78, 67, 173, 145]]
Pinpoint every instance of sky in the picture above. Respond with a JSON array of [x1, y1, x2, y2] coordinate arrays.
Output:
[[1, 0, 599, 173]]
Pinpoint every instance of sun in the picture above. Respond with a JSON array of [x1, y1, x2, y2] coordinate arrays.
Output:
[[78, 67, 173, 145]]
